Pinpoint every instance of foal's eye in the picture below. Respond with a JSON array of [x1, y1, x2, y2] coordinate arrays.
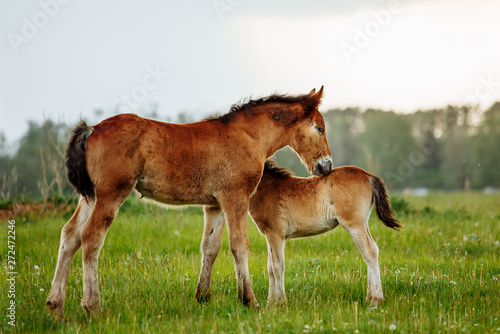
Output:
[[316, 126, 325, 135]]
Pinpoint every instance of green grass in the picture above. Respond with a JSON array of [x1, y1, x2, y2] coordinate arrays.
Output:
[[1, 193, 499, 333]]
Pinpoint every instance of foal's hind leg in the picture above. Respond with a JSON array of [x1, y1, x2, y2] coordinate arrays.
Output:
[[195, 206, 225, 302], [47, 197, 94, 319], [339, 218, 383, 307], [80, 186, 132, 315]]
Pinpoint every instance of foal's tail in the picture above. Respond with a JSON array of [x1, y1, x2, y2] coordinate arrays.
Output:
[[369, 175, 402, 230], [66, 121, 95, 199]]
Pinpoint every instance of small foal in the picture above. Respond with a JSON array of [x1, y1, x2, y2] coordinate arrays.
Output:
[[249, 160, 402, 307]]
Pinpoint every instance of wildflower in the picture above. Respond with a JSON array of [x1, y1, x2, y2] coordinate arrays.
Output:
[[303, 324, 310, 332], [389, 324, 396, 330], [40, 288, 44, 292], [34, 265, 40, 270]]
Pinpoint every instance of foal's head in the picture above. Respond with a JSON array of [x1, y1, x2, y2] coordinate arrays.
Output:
[[287, 87, 332, 176], [222, 87, 332, 175]]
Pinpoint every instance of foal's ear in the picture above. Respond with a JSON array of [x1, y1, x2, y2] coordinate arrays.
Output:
[[308, 88, 316, 96], [303, 86, 324, 112]]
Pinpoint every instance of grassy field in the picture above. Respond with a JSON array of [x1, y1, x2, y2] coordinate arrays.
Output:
[[1, 193, 499, 333]]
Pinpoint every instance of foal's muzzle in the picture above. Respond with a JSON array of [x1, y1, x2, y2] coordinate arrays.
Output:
[[312, 157, 333, 176]]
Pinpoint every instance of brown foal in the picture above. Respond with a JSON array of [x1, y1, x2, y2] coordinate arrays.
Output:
[[249, 160, 402, 307], [46, 88, 333, 318]]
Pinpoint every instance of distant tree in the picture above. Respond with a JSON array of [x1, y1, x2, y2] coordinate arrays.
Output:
[[0, 132, 16, 201], [358, 110, 417, 189], [405, 110, 444, 188], [14, 120, 70, 200], [468, 102, 500, 188], [438, 105, 474, 190], [323, 107, 364, 167]]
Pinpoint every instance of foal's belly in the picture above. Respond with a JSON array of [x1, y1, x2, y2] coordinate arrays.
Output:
[[285, 217, 339, 240], [135, 177, 217, 206]]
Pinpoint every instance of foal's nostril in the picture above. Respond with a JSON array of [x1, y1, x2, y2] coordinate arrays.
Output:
[[324, 160, 332, 174], [312, 158, 333, 176], [316, 159, 332, 176]]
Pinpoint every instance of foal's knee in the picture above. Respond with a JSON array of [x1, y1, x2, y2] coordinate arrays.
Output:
[[230, 244, 249, 263]]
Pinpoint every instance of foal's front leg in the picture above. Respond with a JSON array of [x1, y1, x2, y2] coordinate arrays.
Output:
[[222, 195, 259, 307], [265, 232, 286, 306], [195, 206, 225, 302]]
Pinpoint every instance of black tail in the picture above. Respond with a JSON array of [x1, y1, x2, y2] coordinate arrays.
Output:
[[65, 121, 95, 199], [369, 175, 402, 230]]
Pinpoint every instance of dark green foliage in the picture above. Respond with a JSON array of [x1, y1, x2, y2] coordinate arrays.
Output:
[[390, 196, 413, 215]]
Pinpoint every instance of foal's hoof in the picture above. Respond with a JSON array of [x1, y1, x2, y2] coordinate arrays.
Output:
[[195, 290, 211, 304], [241, 296, 260, 309], [195, 284, 211, 303], [367, 296, 384, 308], [46, 300, 64, 321], [81, 300, 102, 317], [266, 298, 287, 308]]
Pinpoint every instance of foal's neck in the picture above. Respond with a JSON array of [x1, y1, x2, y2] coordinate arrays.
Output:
[[233, 109, 290, 159]]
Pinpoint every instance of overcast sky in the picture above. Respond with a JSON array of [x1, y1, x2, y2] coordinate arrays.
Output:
[[1, 0, 499, 144]]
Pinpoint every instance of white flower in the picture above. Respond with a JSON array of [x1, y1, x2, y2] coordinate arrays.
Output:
[[40, 288, 44, 292], [34, 265, 40, 270], [304, 325, 310, 332], [389, 324, 396, 330]]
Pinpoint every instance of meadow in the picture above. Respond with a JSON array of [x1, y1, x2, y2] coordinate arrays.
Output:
[[1, 192, 499, 333]]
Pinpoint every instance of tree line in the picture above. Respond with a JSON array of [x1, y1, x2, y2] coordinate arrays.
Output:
[[1, 102, 499, 202], [274, 102, 500, 191]]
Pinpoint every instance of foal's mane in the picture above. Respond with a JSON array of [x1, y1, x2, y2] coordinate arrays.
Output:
[[263, 159, 295, 179], [207, 93, 311, 124]]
